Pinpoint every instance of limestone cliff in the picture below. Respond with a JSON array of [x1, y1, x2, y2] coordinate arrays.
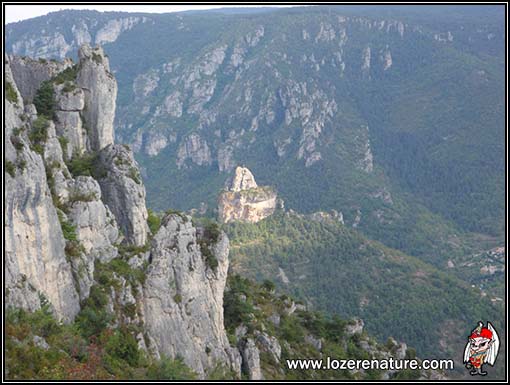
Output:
[[218, 166, 277, 223], [4, 46, 241, 378], [5, 56, 80, 321], [76, 44, 117, 151], [141, 214, 241, 376]]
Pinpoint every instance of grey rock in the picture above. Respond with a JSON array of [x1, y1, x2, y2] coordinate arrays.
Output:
[[268, 313, 281, 327], [218, 166, 277, 223], [235, 324, 248, 339], [66, 176, 119, 299], [53, 83, 88, 159], [256, 332, 282, 363], [33, 335, 50, 350], [305, 334, 323, 351], [141, 214, 241, 378], [4, 66, 80, 322], [76, 44, 117, 151], [8, 54, 72, 102], [240, 338, 263, 380], [346, 318, 364, 336], [97, 144, 149, 246], [133, 70, 160, 99]]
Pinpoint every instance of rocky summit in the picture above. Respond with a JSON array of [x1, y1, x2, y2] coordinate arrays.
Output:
[[218, 166, 277, 223]]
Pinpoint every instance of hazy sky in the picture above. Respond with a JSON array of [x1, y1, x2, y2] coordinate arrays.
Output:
[[5, 4, 296, 24]]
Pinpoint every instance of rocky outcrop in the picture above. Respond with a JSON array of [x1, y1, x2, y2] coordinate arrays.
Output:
[[4, 59, 80, 322], [142, 214, 241, 378], [239, 338, 263, 380], [308, 210, 344, 225], [227, 166, 258, 192], [96, 144, 149, 246], [8, 55, 72, 102], [76, 44, 117, 151], [54, 82, 88, 159], [218, 167, 277, 223], [66, 176, 120, 299]]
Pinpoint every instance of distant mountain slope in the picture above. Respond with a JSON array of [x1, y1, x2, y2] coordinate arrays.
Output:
[[6, 9, 504, 254]]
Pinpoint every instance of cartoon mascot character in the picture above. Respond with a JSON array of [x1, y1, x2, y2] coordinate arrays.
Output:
[[463, 321, 500, 376]]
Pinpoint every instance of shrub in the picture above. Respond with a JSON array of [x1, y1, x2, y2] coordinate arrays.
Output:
[[75, 307, 112, 339], [29, 116, 50, 155], [66, 152, 99, 178], [68, 190, 97, 203], [53, 65, 79, 85], [199, 241, 218, 271], [202, 220, 221, 243], [92, 53, 103, 64], [6, 160, 16, 177], [33, 80, 55, 119], [30, 116, 49, 142], [17, 159, 27, 172], [6, 81, 18, 103], [146, 356, 197, 380], [12, 126, 24, 136], [262, 279, 276, 292], [11, 135, 24, 152], [147, 209, 162, 234], [128, 167, 141, 184], [58, 136, 69, 159], [58, 212, 77, 241], [62, 81, 76, 93], [173, 294, 182, 304], [279, 316, 306, 343], [103, 328, 140, 367]]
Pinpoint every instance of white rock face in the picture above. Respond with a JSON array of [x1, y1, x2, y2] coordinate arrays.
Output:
[[229, 166, 258, 192], [76, 44, 117, 151], [5, 61, 80, 322], [356, 125, 374, 173], [142, 214, 242, 378], [361, 46, 371, 76], [144, 132, 169, 157], [71, 21, 92, 46], [381, 46, 393, 70], [95, 17, 145, 45]]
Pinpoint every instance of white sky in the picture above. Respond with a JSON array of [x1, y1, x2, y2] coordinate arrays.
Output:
[[4, 4, 299, 24]]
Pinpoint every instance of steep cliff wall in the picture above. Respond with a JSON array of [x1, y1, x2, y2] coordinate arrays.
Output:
[[5, 45, 241, 378], [5, 56, 80, 322]]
